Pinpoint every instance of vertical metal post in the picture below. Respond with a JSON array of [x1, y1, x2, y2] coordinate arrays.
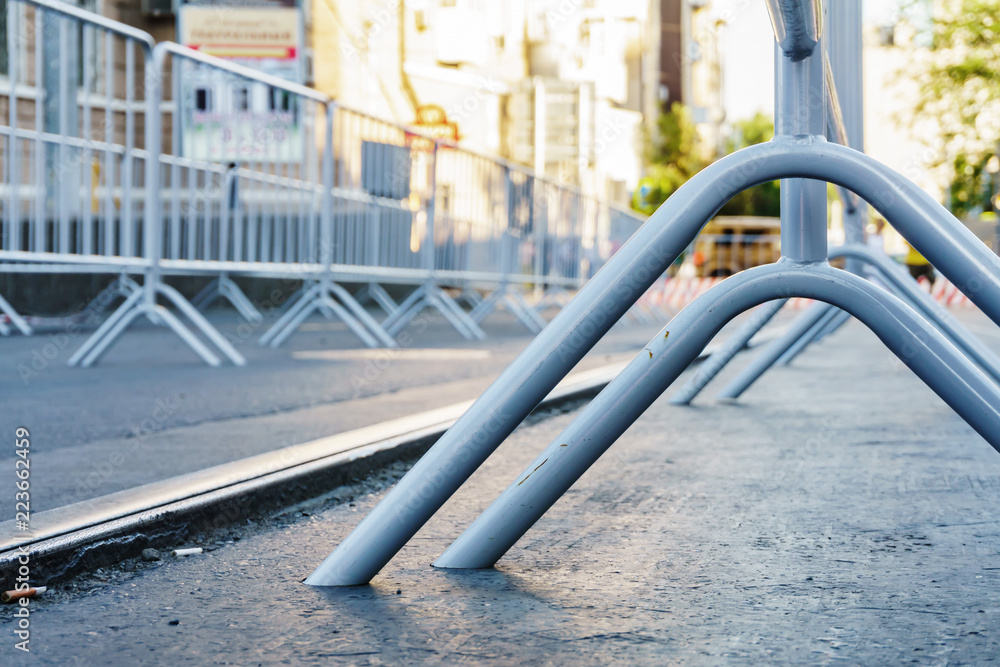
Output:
[[56, 14, 71, 253], [34, 8, 45, 252], [122, 41, 136, 256], [81, 25, 94, 255], [668, 299, 788, 405], [425, 141, 438, 278], [7, 0, 20, 251], [502, 163, 513, 285], [827, 0, 864, 249], [321, 103, 335, 280], [143, 49, 164, 306], [773, 7, 827, 263], [705, 0, 829, 396]]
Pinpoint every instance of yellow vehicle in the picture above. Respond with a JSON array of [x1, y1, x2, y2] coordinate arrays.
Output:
[[691, 216, 781, 277]]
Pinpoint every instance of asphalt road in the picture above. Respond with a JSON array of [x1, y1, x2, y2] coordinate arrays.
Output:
[[4, 311, 999, 665], [0, 302, 679, 510]]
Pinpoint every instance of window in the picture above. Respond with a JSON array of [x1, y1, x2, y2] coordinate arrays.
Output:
[[232, 85, 249, 112], [1, 0, 8, 77], [195, 87, 212, 112], [269, 87, 293, 113]]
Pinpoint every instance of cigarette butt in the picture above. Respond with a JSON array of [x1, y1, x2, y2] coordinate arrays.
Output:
[[171, 548, 203, 557], [2, 586, 47, 603]]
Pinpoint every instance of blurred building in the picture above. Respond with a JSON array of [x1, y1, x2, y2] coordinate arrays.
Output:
[[0, 0, 716, 206], [312, 0, 715, 207]]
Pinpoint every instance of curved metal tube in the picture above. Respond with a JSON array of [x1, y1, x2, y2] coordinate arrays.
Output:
[[668, 299, 788, 406], [776, 303, 841, 365], [829, 244, 1000, 384], [305, 137, 1000, 586], [813, 307, 853, 342], [778, 306, 849, 365], [717, 301, 832, 400], [435, 262, 1000, 569], [694, 243, 1000, 404]]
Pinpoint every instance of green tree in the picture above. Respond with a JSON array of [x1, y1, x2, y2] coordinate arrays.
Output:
[[632, 103, 706, 215], [716, 113, 781, 217], [948, 153, 995, 218], [632, 107, 780, 217], [910, 0, 1000, 213]]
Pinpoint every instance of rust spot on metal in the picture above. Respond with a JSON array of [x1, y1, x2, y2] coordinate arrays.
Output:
[[559, 443, 568, 447], [517, 458, 550, 486], [645, 348, 653, 359], [664, 331, 670, 339]]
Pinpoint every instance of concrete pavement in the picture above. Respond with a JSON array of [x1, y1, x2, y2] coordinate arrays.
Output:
[[4, 311, 999, 665]]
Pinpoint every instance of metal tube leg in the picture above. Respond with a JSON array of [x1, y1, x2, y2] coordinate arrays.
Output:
[[148, 305, 223, 367], [831, 244, 1000, 384], [669, 299, 788, 405], [353, 283, 373, 307], [68, 289, 145, 366], [80, 276, 139, 321], [272, 282, 310, 320], [469, 289, 503, 324], [191, 277, 221, 311], [267, 299, 322, 349], [219, 275, 263, 323], [813, 308, 853, 342], [716, 302, 835, 401], [461, 289, 484, 308], [0, 292, 32, 336], [158, 284, 247, 366], [382, 285, 427, 332], [259, 283, 321, 346], [319, 295, 380, 349], [301, 138, 1000, 587], [434, 287, 487, 340], [328, 283, 399, 349], [512, 291, 549, 330], [367, 283, 398, 316], [777, 305, 844, 366], [428, 290, 479, 340], [502, 294, 544, 333], [79, 304, 152, 368], [435, 263, 1000, 569]]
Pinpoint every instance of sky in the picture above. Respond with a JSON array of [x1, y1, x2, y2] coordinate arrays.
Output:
[[715, 0, 904, 121]]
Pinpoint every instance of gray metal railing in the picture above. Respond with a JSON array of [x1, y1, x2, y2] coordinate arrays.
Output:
[[0, 0, 647, 355], [304, 0, 1000, 588]]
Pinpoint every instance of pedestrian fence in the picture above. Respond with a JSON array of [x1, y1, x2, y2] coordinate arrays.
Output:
[[2, 0, 974, 364], [0, 0, 155, 338], [0, 0, 668, 360]]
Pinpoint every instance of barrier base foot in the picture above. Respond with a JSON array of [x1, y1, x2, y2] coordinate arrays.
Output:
[[260, 281, 398, 349], [191, 273, 263, 323], [469, 284, 545, 334], [0, 292, 33, 336], [383, 283, 486, 341]]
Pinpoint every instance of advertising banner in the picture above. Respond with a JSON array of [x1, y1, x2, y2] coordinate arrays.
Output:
[[177, 0, 305, 162]]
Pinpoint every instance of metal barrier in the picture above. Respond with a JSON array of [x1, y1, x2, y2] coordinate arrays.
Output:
[[0, 0, 649, 358], [134, 43, 401, 350], [0, 0, 157, 336], [305, 0, 1000, 587], [670, 0, 1000, 405]]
